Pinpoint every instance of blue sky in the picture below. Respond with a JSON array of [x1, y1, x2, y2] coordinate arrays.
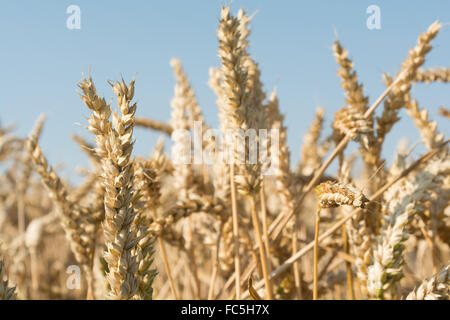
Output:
[[0, 1, 449, 183]]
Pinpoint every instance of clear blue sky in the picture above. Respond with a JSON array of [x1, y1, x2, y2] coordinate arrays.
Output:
[[1, 1, 449, 183]]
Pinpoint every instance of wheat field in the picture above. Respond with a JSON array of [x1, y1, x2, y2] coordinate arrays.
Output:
[[0, 6, 449, 300]]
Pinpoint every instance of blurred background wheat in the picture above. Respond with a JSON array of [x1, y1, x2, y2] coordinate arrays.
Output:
[[0, 3, 449, 300]]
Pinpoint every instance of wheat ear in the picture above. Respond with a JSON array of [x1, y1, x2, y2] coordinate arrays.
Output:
[[367, 155, 449, 299], [298, 107, 325, 176], [332, 40, 373, 151], [17, 114, 46, 238], [26, 133, 97, 297], [217, 6, 248, 298], [376, 21, 441, 151], [79, 75, 146, 299], [406, 264, 449, 300], [405, 99, 445, 150], [414, 68, 450, 83]]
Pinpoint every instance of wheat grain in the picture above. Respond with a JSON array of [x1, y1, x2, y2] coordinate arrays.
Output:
[[405, 99, 445, 150], [298, 107, 325, 176], [314, 181, 370, 209]]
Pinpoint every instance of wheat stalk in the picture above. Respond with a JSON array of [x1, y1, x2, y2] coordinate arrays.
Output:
[[135, 117, 173, 136]]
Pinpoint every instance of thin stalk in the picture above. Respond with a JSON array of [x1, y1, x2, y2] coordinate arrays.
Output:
[[342, 224, 354, 300], [320, 245, 355, 264], [216, 269, 235, 299], [334, 283, 342, 300], [313, 206, 321, 300], [85, 255, 95, 299], [418, 217, 439, 273], [86, 223, 98, 300], [208, 223, 223, 300], [354, 277, 362, 300], [17, 195, 25, 240], [250, 195, 273, 299], [86, 271, 94, 300], [155, 261, 184, 300], [158, 237, 179, 300], [317, 251, 339, 282], [230, 163, 241, 299], [260, 183, 271, 274], [187, 217, 201, 299], [292, 215, 302, 299], [431, 218, 439, 274]]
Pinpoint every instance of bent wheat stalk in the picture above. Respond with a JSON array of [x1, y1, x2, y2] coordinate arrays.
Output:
[[135, 117, 173, 135]]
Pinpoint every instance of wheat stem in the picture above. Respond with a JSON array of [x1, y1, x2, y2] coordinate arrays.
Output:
[[208, 223, 223, 300], [292, 216, 302, 299], [158, 236, 179, 300], [313, 206, 321, 300], [186, 217, 201, 299], [259, 183, 271, 277], [230, 163, 241, 299], [342, 224, 354, 300], [249, 195, 273, 299]]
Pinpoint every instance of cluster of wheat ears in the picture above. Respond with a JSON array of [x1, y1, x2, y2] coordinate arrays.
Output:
[[0, 6, 449, 300]]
